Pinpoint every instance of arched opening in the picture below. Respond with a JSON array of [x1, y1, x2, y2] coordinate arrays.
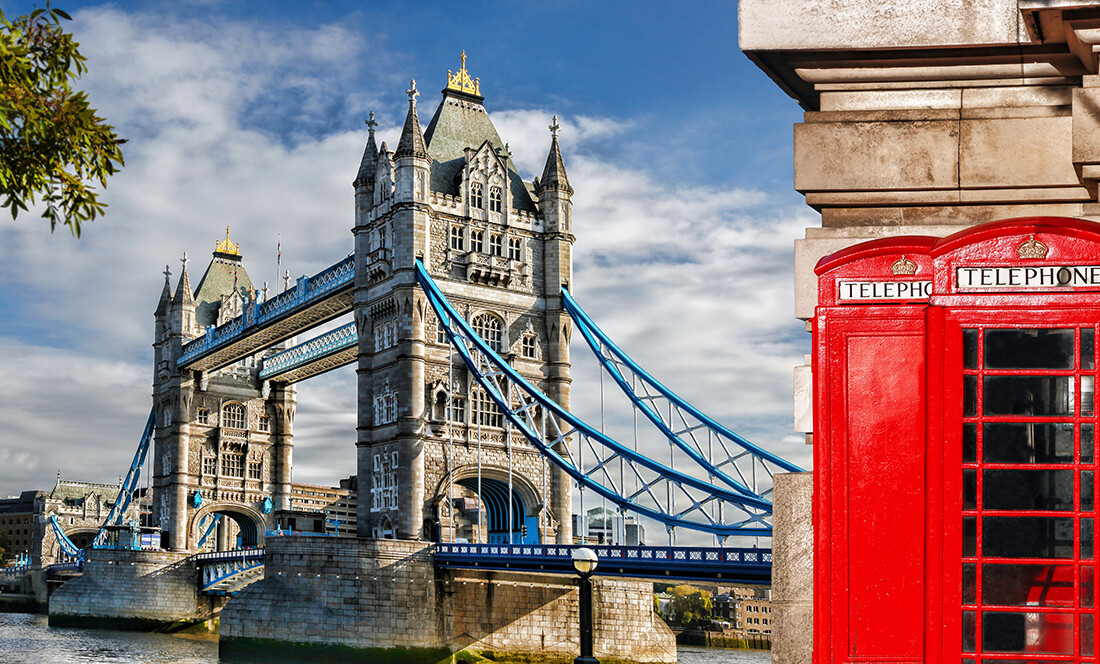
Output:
[[440, 469, 541, 545], [374, 515, 394, 539], [188, 503, 265, 552]]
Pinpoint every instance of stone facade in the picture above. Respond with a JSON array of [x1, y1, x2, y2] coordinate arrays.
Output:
[[351, 61, 574, 544], [219, 536, 675, 662], [48, 547, 224, 629]]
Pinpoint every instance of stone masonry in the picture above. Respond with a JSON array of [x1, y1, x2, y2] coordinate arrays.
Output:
[[48, 548, 224, 629], [219, 536, 675, 662]]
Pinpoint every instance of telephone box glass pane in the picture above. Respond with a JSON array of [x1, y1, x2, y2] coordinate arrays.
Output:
[[964, 424, 978, 463], [983, 469, 1075, 511], [964, 563, 976, 604], [966, 376, 978, 417], [1084, 376, 1095, 417], [965, 329, 980, 369], [1085, 519, 1095, 560], [984, 329, 1075, 369], [963, 611, 976, 652], [981, 564, 1075, 606], [984, 376, 1074, 416], [982, 612, 1073, 654], [1085, 328, 1096, 371], [1085, 471, 1095, 511], [984, 423, 1076, 463], [1086, 566, 1095, 608], [1083, 614, 1094, 656], [982, 517, 1075, 558], [964, 470, 977, 510]]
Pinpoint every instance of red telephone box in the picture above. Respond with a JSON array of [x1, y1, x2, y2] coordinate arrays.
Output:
[[814, 217, 1100, 664]]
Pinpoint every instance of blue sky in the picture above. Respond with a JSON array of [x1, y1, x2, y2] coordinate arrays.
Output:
[[0, 0, 814, 531]]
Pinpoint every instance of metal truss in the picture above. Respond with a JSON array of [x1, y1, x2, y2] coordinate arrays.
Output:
[[561, 289, 802, 503], [258, 322, 357, 382], [193, 549, 265, 595], [416, 261, 775, 538], [179, 256, 354, 371], [48, 515, 85, 558], [195, 513, 221, 550]]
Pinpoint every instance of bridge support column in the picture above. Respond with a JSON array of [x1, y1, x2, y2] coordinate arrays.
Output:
[[219, 537, 675, 663], [771, 472, 814, 664]]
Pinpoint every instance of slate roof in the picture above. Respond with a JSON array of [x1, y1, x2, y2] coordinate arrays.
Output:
[[394, 97, 430, 161], [423, 89, 537, 212], [193, 252, 255, 328], [49, 480, 121, 503]]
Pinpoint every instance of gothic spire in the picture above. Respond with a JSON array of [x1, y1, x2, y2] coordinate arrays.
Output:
[[354, 111, 379, 188], [394, 80, 430, 160], [538, 116, 573, 195], [156, 264, 172, 316], [173, 252, 194, 305]]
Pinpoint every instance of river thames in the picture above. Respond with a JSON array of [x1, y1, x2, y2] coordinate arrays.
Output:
[[0, 612, 770, 663]]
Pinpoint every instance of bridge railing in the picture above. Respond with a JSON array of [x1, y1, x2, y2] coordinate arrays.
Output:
[[179, 256, 354, 366], [433, 543, 772, 583], [190, 548, 265, 564], [259, 322, 357, 380]]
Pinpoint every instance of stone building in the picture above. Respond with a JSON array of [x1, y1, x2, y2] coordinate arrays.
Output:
[[351, 55, 574, 543], [739, 1, 1100, 662], [153, 231, 295, 551]]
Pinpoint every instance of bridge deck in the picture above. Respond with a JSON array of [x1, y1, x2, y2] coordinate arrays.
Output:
[[258, 322, 357, 383]]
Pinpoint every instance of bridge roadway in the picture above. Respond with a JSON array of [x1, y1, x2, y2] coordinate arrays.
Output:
[[183, 543, 772, 595]]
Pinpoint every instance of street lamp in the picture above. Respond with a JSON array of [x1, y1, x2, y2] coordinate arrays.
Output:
[[572, 547, 599, 664]]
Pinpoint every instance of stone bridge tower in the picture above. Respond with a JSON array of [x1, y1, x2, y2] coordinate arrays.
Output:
[[152, 232, 295, 551], [353, 56, 574, 543]]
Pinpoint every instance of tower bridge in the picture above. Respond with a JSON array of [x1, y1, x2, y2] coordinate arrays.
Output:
[[34, 55, 800, 662]]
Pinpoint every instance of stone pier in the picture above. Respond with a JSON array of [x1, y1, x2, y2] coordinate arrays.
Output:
[[48, 548, 225, 630], [219, 537, 676, 663]]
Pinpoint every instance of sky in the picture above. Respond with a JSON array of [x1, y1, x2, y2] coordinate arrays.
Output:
[[0, 0, 813, 536]]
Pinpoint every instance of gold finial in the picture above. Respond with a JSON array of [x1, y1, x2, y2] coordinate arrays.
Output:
[[215, 226, 241, 256], [446, 50, 481, 96]]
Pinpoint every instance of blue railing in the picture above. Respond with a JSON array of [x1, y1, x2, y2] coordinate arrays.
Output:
[[259, 322, 357, 380], [179, 256, 354, 366], [433, 543, 772, 583], [193, 548, 265, 594], [46, 560, 84, 575]]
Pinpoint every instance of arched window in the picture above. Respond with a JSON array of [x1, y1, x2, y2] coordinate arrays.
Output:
[[489, 186, 502, 212], [196, 408, 210, 425], [471, 387, 504, 428], [472, 313, 503, 352], [471, 229, 484, 253], [522, 334, 538, 359], [222, 403, 246, 429], [470, 182, 484, 209]]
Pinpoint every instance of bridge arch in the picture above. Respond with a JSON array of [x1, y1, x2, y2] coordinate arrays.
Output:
[[434, 465, 542, 545], [187, 502, 266, 551]]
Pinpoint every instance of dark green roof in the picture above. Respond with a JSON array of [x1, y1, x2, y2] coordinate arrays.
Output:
[[423, 90, 537, 212], [193, 253, 255, 328], [49, 481, 120, 502]]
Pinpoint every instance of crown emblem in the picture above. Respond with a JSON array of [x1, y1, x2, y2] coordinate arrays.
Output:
[[1016, 235, 1048, 260], [890, 256, 918, 275], [214, 226, 240, 256], [446, 50, 481, 97]]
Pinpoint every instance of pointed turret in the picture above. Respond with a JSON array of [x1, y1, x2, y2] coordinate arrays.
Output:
[[354, 111, 379, 188], [155, 265, 172, 318], [173, 251, 194, 306], [394, 80, 430, 160], [537, 116, 573, 196]]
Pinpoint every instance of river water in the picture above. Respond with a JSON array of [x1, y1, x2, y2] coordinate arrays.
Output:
[[0, 612, 770, 663]]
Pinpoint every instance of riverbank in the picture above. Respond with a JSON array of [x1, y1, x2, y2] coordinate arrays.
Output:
[[676, 630, 771, 650]]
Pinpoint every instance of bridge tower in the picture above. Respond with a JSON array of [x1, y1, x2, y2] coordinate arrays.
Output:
[[152, 232, 295, 551], [352, 56, 574, 543]]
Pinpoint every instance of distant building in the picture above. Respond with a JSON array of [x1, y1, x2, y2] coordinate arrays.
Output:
[[272, 477, 357, 536], [572, 506, 644, 545]]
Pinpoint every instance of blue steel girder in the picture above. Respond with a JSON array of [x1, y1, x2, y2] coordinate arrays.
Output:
[[433, 543, 771, 584], [258, 322, 358, 383], [561, 289, 803, 502], [415, 261, 774, 538], [179, 257, 354, 373], [192, 549, 265, 595]]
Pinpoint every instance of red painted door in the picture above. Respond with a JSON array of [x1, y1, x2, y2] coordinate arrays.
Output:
[[937, 310, 1100, 664]]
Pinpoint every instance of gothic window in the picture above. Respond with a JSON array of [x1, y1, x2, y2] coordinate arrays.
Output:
[[371, 452, 399, 513], [374, 320, 398, 352], [489, 186, 502, 212], [522, 334, 538, 359], [450, 225, 464, 251], [203, 454, 217, 476], [248, 460, 263, 480], [196, 408, 210, 425], [472, 387, 504, 428], [222, 403, 246, 430], [258, 415, 270, 433], [470, 182, 484, 209], [471, 229, 484, 253], [472, 313, 503, 352], [450, 396, 466, 423], [222, 451, 244, 477], [489, 233, 503, 257], [508, 237, 522, 262], [374, 392, 398, 425], [377, 227, 387, 250]]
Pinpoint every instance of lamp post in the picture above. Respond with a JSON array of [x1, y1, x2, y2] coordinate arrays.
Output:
[[572, 547, 599, 664]]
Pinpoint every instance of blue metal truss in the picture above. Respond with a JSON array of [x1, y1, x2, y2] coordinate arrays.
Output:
[[195, 513, 221, 550], [193, 549, 265, 595], [179, 256, 354, 368], [258, 322, 357, 380], [416, 261, 774, 538], [562, 289, 802, 503], [48, 515, 84, 559], [99, 409, 155, 532]]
